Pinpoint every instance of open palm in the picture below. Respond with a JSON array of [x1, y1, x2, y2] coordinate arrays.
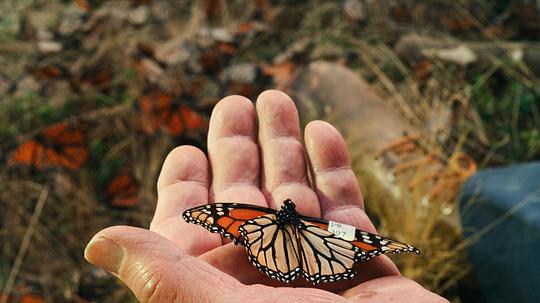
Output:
[[85, 90, 446, 302]]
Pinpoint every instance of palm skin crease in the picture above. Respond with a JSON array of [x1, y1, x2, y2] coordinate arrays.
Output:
[[84, 90, 448, 302]]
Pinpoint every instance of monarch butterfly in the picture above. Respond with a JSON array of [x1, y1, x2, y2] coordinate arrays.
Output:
[[2, 292, 45, 303], [30, 63, 69, 80], [139, 92, 205, 137], [9, 123, 89, 170], [106, 171, 139, 208], [183, 199, 420, 284]]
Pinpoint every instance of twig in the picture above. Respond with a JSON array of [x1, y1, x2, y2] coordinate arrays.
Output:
[[0, 185, 50, 303]]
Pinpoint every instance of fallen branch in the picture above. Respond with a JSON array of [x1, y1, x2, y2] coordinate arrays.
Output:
[[395, 33, 540, 77]]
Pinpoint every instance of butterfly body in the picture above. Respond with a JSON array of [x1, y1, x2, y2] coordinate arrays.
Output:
[[182, 199, 420, 284], [275, 199, 300, 226]]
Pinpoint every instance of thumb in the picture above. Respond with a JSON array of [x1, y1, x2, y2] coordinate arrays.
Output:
[[84, 226, 241, 302]]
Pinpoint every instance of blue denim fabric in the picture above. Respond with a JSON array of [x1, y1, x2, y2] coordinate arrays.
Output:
[[459, 161, 540, 303]]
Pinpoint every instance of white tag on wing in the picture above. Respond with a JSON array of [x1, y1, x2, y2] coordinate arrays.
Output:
[[328, 221, 356, 241]]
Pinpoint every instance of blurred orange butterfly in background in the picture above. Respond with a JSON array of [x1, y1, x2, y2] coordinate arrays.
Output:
[[106, 170, 139, 208], [9, 123, 89, 170], [30, 63, 69, 81], [139, 92, 206, 137]]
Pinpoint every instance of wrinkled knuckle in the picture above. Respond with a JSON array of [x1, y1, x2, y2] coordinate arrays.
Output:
[[128, 261, 173, 303]]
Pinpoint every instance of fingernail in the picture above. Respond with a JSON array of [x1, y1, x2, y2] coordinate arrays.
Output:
[[84, 236, 124, 274]]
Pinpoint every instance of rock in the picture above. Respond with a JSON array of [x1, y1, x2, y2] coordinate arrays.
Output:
[[14, 76, 41, 97], [155, 40, 197, 66], [38, 40, 62, 53], [197, 27, 234, 43], [128, 5, 149, 26], [289, 61, 469, 232], [58, 3, 88, 36], [435, 44, 477, 66], [291, 61, 413, 153], [36, 28, 54, 41], [221, 63, 258, 84], [343, 0, 366, 22], [221, 63, 259, 97]]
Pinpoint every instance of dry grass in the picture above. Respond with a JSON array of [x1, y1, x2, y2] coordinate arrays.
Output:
[[299, 4, 539, 301]]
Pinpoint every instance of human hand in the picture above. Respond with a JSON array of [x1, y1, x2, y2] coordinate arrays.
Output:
[[85, 90, 447, 302]]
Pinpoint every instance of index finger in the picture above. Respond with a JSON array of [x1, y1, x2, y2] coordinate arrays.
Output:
[[150, 145, 221, 256], [304, 121, 400, 279], [304, 121, 370, 229]]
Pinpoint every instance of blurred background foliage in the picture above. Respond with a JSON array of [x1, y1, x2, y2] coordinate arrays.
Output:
[[0, 0, 539, 302]]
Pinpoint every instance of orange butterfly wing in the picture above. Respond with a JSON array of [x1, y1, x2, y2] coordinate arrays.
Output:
[[300, 218, 420, 261], [166, 109, 184, 136], [180, 105, 204, 130], [182, 203, 274, 243], [106, 172, 139, 208], [10, 140, 44, 168], [139, 94, 160, 134], [139, 93, 204, 137], [19, 294, 45, 303], [9, 123, 88, 170], [40, 123, 89, 169], [31, 64, 68, 80]]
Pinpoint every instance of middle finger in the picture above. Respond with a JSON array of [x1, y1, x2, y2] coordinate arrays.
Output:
[[208, 95, 267, 206], [256, 90, 319, 216]]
